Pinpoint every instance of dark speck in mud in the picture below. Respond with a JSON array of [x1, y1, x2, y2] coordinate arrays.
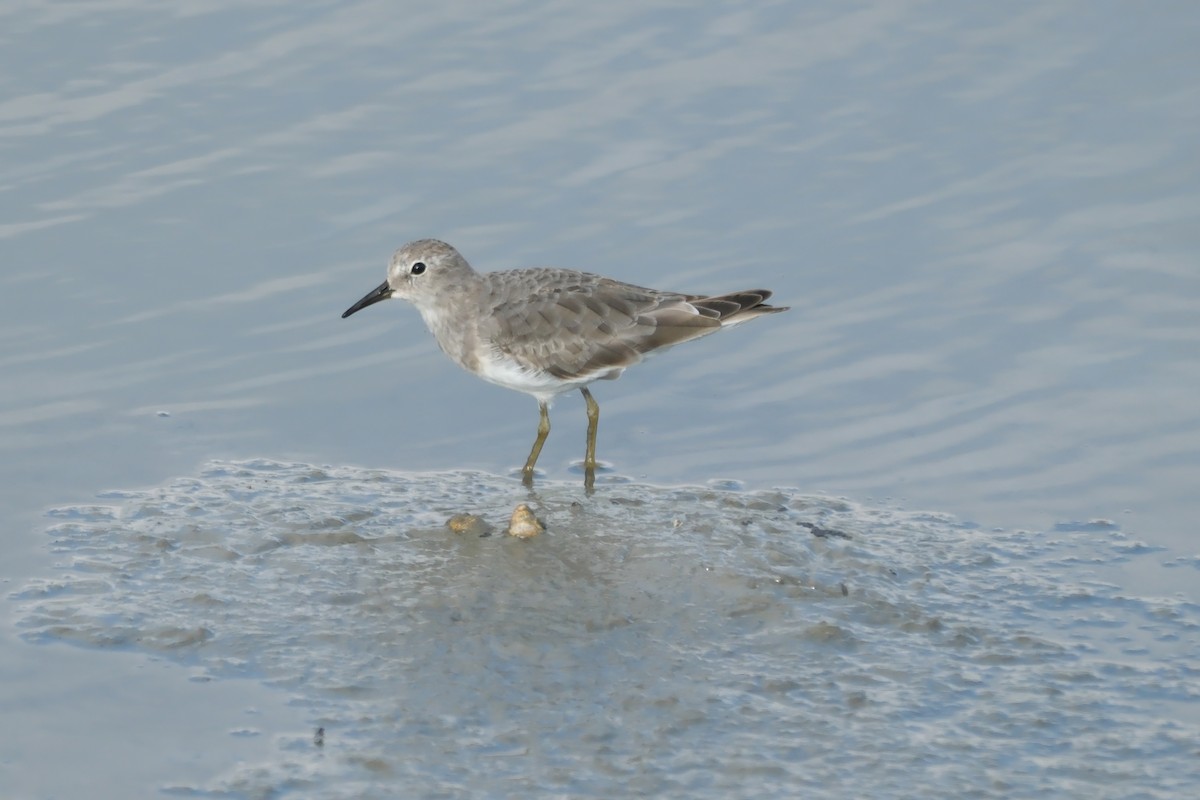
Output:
[[799, 521, 851, 539]]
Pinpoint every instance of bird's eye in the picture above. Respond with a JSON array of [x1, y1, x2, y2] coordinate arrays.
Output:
[[411, 261, 426, 275]]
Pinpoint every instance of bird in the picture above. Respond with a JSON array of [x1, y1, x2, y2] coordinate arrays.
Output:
[[341, 239, 787, 486]]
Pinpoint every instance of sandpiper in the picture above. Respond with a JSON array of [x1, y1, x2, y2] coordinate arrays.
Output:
[[342, 239, 787, 486]]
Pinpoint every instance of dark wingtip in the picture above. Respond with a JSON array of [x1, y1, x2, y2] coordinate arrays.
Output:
[[694, 289, 788, 320]]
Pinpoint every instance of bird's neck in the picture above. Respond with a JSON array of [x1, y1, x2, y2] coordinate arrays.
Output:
[[416, 282, 483, 372]]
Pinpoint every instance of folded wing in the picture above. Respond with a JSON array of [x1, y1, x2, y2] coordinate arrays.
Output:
[[480, 269, 787, 383]]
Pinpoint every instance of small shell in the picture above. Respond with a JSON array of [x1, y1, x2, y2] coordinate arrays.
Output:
[[446, 513, 492, 537], [506, 504, 545, 538]]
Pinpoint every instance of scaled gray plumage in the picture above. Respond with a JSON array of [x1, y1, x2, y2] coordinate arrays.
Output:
[[342, 239, 787, 487]]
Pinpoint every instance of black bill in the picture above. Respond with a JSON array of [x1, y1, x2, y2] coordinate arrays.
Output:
[[342, 280, 394, 318]]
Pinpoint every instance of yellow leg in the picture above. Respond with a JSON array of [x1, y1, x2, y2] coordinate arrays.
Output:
[[581, 387, 599, 470], [522, 401, 551, 484]]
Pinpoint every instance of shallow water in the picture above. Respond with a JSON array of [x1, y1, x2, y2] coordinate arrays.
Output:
[[2, 1, 1199, 796], [14, 460, 1200, 797]]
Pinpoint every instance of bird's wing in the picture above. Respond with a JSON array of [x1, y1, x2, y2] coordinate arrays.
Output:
[[477, 269, 747, 381]]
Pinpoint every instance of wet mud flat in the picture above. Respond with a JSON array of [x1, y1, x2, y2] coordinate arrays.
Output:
[[14, 460, 1199, 798]]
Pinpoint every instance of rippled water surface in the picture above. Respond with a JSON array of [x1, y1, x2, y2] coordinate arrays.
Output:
[[2, 1, 1198, 796]]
